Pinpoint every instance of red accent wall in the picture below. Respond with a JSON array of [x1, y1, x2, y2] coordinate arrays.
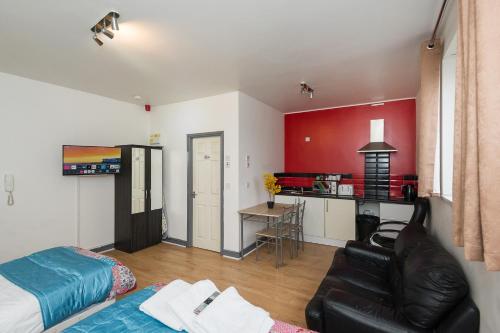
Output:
[[284, 99, 416, 175]]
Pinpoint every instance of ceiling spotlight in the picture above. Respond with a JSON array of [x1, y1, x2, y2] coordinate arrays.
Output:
[[93, 33, 103, 46], [90, 11, 120, 46], [300, 81, 314, 99], [102, 27, 114, 39], [110, 12, 120, 31]]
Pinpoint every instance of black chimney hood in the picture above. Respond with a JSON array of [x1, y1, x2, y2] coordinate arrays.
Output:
[[357, 142, 397, 153]]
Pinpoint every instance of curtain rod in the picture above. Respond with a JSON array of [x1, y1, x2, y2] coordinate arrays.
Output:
[[427, 0, 449, 49]]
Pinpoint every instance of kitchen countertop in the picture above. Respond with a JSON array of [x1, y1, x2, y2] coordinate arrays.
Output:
[[277, 191, 415, 205]]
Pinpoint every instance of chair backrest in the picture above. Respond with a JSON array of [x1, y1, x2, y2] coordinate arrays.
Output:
[[408, 197, 430, 226], [295, 200, 306, 226]]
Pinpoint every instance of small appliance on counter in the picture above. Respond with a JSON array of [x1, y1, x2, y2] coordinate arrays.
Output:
[[338, 184, 354, 196], [313, 181, 337, 194], [401, 184, 417, 201]]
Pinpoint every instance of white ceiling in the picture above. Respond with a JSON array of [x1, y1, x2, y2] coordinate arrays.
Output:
[[0, 0, 441, 112]]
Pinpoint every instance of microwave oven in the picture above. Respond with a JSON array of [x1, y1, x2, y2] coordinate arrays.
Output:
[[312, 181, 337, 194]]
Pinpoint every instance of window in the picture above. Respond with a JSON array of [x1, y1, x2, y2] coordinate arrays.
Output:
[[433, 36, 457, 201]]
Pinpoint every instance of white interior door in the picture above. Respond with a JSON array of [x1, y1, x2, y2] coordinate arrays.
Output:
[[150, 149, 163, 211], [192, 136, 221, 252], [131, 147, 145, 214]]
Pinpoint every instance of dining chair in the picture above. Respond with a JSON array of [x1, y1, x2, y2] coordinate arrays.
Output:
[[255, 206, 295, 268], [286, 200, 306, 257]]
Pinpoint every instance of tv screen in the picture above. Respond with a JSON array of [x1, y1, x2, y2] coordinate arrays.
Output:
[[62, 145, 121, 176]]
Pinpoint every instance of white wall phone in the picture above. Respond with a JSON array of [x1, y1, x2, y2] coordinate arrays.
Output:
[[4, 174, 14, 206]]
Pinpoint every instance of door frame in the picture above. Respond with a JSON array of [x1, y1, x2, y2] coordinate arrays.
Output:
[[186, 131, 224, 253]]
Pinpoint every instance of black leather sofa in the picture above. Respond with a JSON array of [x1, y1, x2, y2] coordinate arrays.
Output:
[[305, 223, 480, 333]]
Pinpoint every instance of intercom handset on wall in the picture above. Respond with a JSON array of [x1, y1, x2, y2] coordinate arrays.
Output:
[[4, 174, 14, 206]]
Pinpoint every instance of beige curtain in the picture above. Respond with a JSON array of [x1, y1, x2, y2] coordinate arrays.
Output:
[[453, 0, 500, 271], [416, 41, 442, 197]]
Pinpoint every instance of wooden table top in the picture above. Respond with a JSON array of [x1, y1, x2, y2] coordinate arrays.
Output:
[[238, 203, 294, 218]]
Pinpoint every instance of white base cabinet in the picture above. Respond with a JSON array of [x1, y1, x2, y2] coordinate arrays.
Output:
[[275, 195, 412, 246], [275, 195, 325, 238], [325, 199, 356, 241], [276, 195, 356, 243], [380, 203, 414, 222], [301, 197, 325, 238]]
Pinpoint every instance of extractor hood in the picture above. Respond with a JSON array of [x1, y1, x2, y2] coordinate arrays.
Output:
[[357, 119, 397, 153]]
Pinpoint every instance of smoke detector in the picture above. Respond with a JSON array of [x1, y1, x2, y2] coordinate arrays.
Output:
[[300, 81, 314, 99]]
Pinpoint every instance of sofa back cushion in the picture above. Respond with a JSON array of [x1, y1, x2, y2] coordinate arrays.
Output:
[[402, 239, 469, 328], [394, 222, 427, 269]]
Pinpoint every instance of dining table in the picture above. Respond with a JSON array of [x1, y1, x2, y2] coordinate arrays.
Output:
[[238, 202, 295, 268]]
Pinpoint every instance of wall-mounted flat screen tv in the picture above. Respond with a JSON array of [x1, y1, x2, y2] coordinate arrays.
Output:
[[62, 145, 121, 176]]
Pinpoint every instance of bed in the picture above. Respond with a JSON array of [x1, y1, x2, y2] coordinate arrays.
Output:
[[0, 246, 136, 333], [63, 283, 316, 333]]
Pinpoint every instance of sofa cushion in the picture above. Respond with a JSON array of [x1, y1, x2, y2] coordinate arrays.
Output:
[[323, 288, 429, 333], [394, 222, 427, 269], [305, 275, 339, 331], [402, 239, 469, 329], [329, 248, 392, 297]]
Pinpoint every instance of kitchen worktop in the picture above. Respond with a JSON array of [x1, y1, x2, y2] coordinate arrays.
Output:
[[277, 190, 415, 205]]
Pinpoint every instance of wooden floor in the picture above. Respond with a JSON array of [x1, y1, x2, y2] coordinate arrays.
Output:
[[107, 242, 336, 328]]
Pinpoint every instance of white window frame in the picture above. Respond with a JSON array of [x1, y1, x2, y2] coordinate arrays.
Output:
[[434, 34, 457, 202]]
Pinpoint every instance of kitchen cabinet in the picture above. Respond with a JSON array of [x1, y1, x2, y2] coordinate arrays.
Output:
[[380, 203, 414, 222], [275, 195, 325, 238], [325, 199, 356, 241], [274, 195, 297, 205], [300, 197, 325, 238]]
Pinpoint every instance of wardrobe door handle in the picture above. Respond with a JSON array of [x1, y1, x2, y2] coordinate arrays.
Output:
[[326, 200, 329, 213]]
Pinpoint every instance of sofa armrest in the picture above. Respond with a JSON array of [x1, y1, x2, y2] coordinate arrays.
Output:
[[344, 240, 394, 269], [323, 288, 422, 333]]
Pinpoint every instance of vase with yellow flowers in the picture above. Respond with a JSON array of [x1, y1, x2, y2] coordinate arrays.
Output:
[[263, 173, 281, 209]]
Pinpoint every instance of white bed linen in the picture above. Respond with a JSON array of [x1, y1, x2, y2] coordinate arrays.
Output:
[[0, 275, 43, 333], [139, 279, 191, 331], [193, 287, 274, 333]]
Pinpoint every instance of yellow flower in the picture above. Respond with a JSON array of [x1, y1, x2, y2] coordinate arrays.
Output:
[[263, 173, 281, 197]]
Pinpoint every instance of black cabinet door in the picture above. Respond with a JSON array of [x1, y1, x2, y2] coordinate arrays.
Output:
[[131, 212, 148, 252], [148, 209, 162, 246]]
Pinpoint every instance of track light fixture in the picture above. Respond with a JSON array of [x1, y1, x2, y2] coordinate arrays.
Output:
[[300, 81, 314, 99], [90, 11, 120, 46], [110, 12, 119, 31], [93, 33, 103, 46], [102, 26, 114, 39]]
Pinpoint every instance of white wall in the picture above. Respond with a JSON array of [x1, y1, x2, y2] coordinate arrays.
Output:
[[149, 91, 284, 253], [429, 198, 500, 333], [149, 92, 241, 251], [431, 2, 500, 332], [238, 93, 284, 248], [0, 72, 148, 262]]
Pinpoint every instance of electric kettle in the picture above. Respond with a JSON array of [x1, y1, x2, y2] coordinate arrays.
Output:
[[401, 184, 417, 201]]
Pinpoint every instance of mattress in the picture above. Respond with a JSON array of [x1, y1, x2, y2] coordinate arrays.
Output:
[[64, 284, 317, 333], [0, 247, 136, 333]]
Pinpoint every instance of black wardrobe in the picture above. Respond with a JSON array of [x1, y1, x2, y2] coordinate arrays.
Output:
[[115, 145, 163, 253]]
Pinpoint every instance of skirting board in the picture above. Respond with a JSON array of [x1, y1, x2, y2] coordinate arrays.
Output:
[[162, 237, 187, 247], [43, 299, 115, 332], [222, 242, 256, 259], [303, 235, 347, 248]]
